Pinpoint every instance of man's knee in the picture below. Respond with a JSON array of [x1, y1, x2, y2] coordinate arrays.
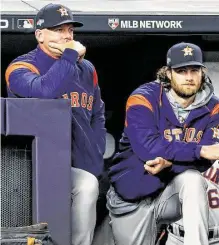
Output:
[[177, 170, 207, 190], [80, 174, 99, 196], [72, 171, 99, 200]]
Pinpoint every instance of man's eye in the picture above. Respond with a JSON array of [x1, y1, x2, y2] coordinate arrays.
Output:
[[55, 28, 62, 32], [191, 69, 199, 72], [177, 69, 186, 73]]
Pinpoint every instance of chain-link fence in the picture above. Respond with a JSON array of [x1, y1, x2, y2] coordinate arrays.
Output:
[[1, 136, 33, 227]]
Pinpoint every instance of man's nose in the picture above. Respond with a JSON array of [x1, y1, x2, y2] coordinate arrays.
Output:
[[185, 71, 193, 81], [63, 30, 73, 40]]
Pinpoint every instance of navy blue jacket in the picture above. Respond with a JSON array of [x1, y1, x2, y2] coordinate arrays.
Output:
[[6, 46, 106, 178], [109, 82, 219, 201]]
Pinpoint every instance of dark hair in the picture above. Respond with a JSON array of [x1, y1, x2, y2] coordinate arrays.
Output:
[[156, 66, 208, 91]]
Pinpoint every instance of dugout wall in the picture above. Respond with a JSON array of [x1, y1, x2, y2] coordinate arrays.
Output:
[[1, 98, 72, 245]]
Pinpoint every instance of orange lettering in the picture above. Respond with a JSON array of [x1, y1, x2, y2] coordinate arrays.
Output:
[[185, 128, 196, 142], [164, 129, 172, 142], [81, 92, 87, 108], [172, 128, 183, 141], [196, 130, 203, 143], [87, 95, 93, 111], [70, 92, 80, 107], [62, 93, 69, 99]]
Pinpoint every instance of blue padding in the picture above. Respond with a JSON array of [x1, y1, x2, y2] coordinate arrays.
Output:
[[6, 98, 72, 245], [1, 98, 6, 135]]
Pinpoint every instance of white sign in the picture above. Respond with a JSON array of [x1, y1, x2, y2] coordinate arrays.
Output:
[[0, 19, 9, 29], [17, 19, 34, 29], [108, 18, 184, 30], [120, 20, 183, 29], [108, 18, 119, 30]]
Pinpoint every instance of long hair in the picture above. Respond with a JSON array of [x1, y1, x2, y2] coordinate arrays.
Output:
[[156, 66, 209, 91]]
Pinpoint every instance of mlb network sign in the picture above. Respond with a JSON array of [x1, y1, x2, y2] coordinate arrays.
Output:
[[108, 18, 183, 30]]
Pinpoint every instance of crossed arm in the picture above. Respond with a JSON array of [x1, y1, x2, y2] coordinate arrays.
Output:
[[125, 95, 219, 176], [144, 144, 219, 175]]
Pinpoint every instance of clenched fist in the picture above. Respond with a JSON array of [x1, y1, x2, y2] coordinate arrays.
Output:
[[48, 40, 86, 60], [144, 157, 172, 175]]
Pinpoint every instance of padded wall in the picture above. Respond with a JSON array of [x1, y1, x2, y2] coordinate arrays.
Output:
[[2, 98, 72, 245]]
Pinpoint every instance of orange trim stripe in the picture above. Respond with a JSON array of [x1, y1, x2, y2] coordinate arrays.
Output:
[[125, 94, 153, 127], [93, 69, 98, 87], [5, 62, 40, 86], [211, 103, 219, 116], [126, 94, 153, 112]]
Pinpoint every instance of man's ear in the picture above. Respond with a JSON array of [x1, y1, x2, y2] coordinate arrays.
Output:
[[35, 29, 44, 43], [166, 69, 172, 80]]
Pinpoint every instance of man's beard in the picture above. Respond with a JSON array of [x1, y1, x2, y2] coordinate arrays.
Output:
[[173, 89, 196, 98], [171, 78, 202, 99]]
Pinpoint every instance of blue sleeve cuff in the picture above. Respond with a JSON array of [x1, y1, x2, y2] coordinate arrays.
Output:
[[61, 48, 78, 64], [195, 145, 202, 160]]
